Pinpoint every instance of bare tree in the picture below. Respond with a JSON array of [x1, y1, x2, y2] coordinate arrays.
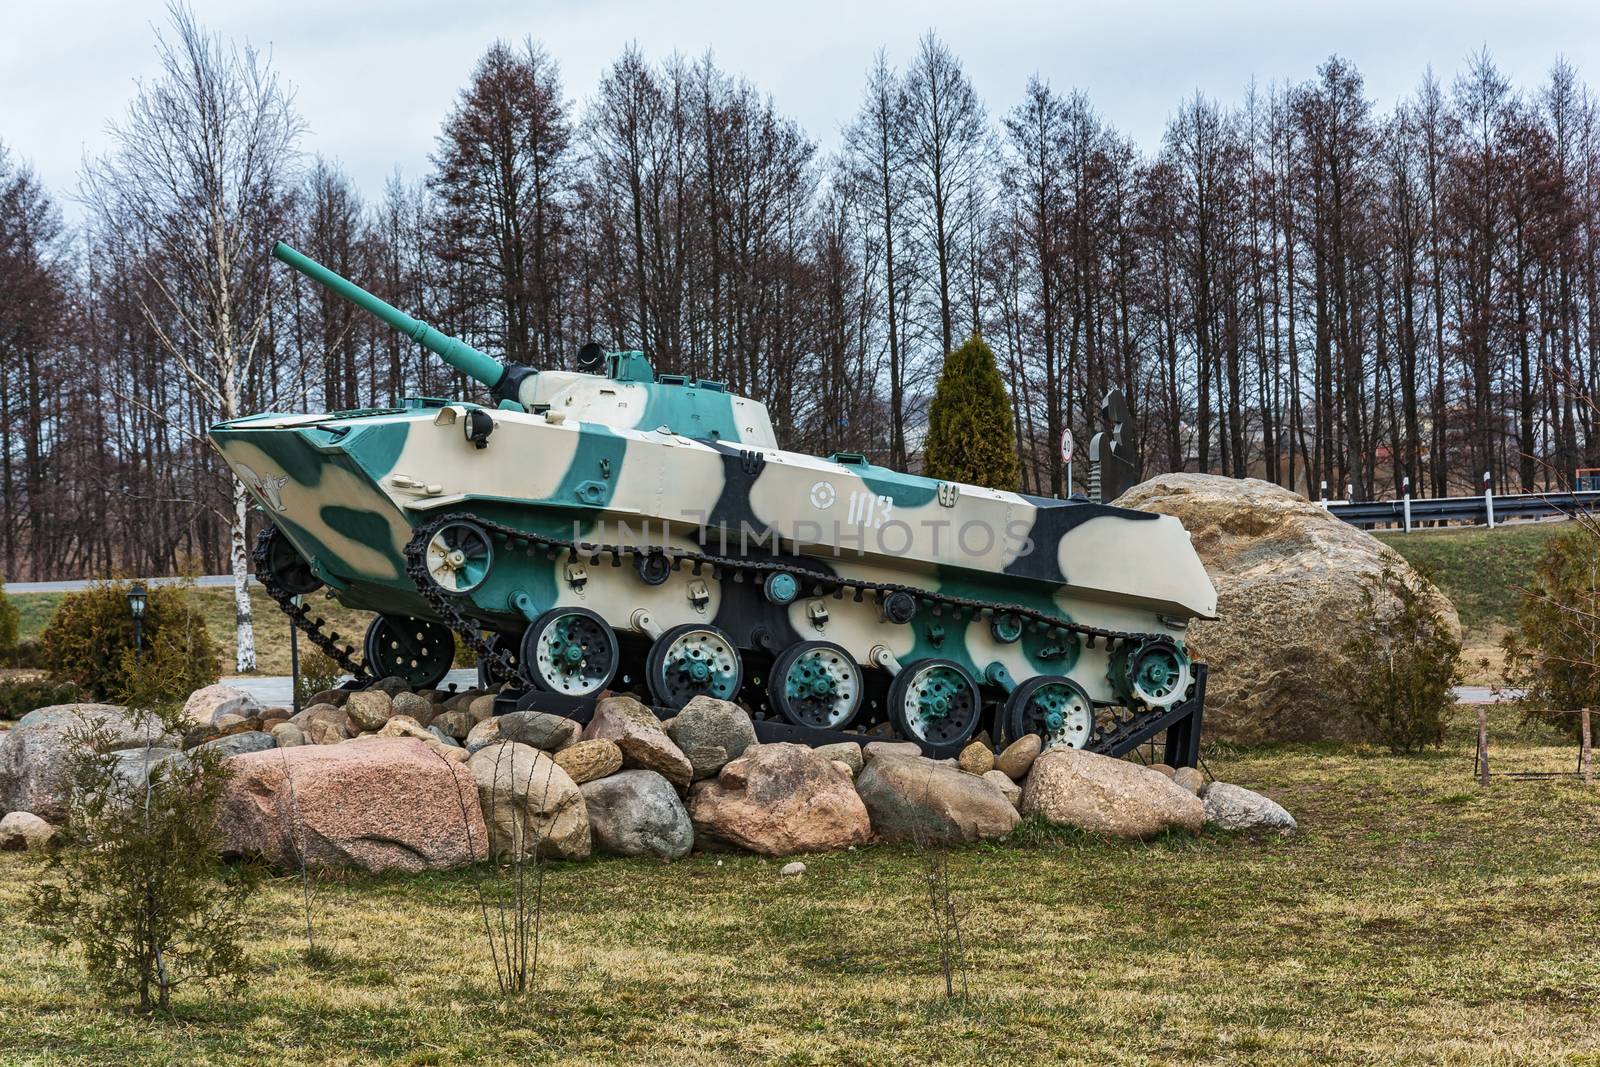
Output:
[[82, 2, 302, 670], [902, 32, 987, 360], [843, 51, 912, 467]]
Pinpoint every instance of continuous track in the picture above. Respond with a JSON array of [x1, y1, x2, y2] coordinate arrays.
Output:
[[400, 511, 1199, 754]]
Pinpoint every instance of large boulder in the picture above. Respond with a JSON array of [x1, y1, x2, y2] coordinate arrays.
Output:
[[469, 710, 582, 754], [190, 731, 277, 760], [855, 754, 1020, 844], [1202, 782, 1298, 834], [664, 696, 757, 780], [344, 690, 395, 732], [467, 742, 590, 861], [0, 810, 58, 851], [687, 742, 871, 856], [109, 747, 184, 792], [372, 717, 469, 762], [553, 738, 624, 784], [1114, 473, 1461, 742], [271, 722, 306, 748], [290, 703, 349, 737], [580, 769, 694, 859], [181, 684, 262, 726], [1021, 748, 1204, 839], [813, 742, 863, 776], [983, 769, 1022, 811], [583, 696, 693, 789], [0, 704, 178, 822], [995, 735, 1042, 781], [391, 692, 436, 727], [216, 738, 487, 873]]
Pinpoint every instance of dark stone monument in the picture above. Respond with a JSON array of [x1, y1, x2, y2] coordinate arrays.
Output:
[[1089, 388, 1139, 504]]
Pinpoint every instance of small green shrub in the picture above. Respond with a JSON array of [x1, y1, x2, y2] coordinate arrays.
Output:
[[1340, 564, 1462, 754], [0, 575, 18, 662], [0, 677, 82, 721], [1502, 526, 1600, 737], [26, 649, 258, 1014], [5, 637, 47, 669], [294, 649, 345, 706], [40, 579, 220, 702]]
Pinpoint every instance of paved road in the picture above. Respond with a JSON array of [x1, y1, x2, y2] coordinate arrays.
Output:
[[223, 668, 480, 707], [1453, 685, 1521, 705], [8, 574, 242, 594]]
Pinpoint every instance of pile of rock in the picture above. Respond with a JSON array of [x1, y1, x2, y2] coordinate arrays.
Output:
[[0, 685, 1296, 869]]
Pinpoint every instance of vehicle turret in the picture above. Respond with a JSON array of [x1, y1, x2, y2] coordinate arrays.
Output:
[[270, 241, 775, 445]]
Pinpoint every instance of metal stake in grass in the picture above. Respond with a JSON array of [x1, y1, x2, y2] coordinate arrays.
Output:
[[1581, 709, 1593, 786], [1476, 706, 1489, 787]]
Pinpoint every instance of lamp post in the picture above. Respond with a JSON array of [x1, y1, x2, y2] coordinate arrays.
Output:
[[128, 583, 148, 660]]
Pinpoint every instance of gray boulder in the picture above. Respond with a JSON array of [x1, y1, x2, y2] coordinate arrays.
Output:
[[994, 734, 1042, 781], [982, 769, 1021, 811], [427, 725, 463, 748], [813, 742, 863, 776], [369, 676, 411, 697], [191, 731, 277, 761], [863, 740, 921, 762], [391, 691, 435, 727], [431, 710, 476, 741], [580, 769, 693, 859], [0, 704, 178, 822], [109, 746, 185, 792], [665, 696, 757, 780], [584, 696, 693, 789], [344, 690, 394, 732], [492, 710, 582, 752], [290, 703, 349, 735], [181, 684, 262, 726], [1022, 749, 1205, 839], [271, 722, 306, 748], [855, 754, 1020, 844], [0, 810, 58, 851], [1202, 782, 1297, 834], [468, 742, 590, 861]]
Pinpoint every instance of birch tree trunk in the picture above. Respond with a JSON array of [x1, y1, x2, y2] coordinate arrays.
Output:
[[230, 476, 256, 672], [80, 6, 298, 672]]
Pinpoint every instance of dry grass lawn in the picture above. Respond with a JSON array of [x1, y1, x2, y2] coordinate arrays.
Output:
[[1, 707, 1598, 1065], [1376, 520, 1571, 686]]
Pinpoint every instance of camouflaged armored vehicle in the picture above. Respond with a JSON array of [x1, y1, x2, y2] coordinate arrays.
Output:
[[210, 242, 1217, 759]]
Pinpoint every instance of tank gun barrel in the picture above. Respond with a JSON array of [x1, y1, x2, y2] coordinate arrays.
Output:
[[271, 241, 508, 393]]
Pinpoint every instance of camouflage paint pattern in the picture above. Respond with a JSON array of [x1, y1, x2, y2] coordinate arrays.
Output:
[[211, 362, 1216, 707]]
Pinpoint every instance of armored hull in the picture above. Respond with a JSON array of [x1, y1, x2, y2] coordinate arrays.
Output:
[[213, 242, 1218, 757]]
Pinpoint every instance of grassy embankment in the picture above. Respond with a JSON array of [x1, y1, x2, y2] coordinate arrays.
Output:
[[1376, 519, 1571, 685], [0, 706, 1596, 1064]]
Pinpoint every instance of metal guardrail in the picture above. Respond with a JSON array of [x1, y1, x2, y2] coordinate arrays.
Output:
[[1327, 489, 1600, 530]]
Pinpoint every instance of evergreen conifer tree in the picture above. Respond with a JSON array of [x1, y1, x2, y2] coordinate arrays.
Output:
[[922, 334, 1021, 491]]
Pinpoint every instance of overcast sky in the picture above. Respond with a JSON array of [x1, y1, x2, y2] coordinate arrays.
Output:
[[3, 0, 1599, 218]]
